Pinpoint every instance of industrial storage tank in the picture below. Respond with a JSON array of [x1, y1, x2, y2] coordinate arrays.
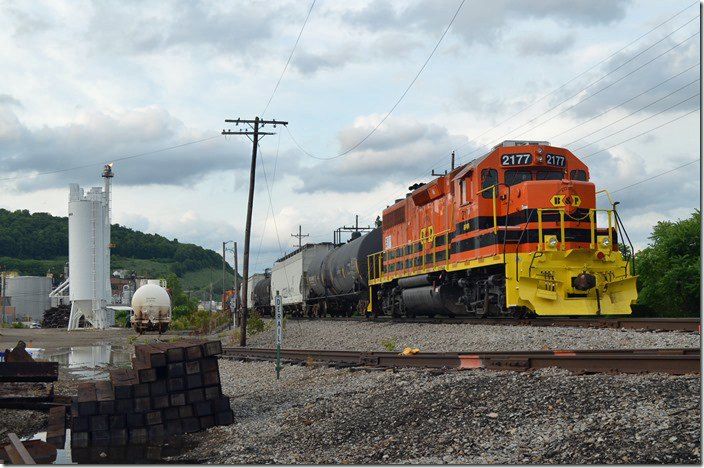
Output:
[[307, 228, 382, 316], [131, 281, 171, 333], [66, 163, 114, 330], [5, 276, 52, 322]]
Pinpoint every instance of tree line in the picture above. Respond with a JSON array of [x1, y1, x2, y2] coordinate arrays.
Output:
[[0, 208, 231, 276]]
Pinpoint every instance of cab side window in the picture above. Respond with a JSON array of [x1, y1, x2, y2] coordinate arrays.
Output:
[[481, 169, 498, 198], [570, 170, 587, 181]]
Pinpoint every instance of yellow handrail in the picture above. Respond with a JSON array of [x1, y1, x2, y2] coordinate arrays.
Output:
[[476, 184, 498, 234]]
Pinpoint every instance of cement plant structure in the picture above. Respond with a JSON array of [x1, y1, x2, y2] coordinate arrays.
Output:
[[51, 164, 114, 330]]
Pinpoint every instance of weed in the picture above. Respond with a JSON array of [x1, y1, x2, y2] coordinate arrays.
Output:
[[127, 335, 138, 345], [228, 329, 241, 345], [168, 335, 180, 343], [305, 355, 316, 368], [247, 311, 270, 336], [381, 337, 396, 352]]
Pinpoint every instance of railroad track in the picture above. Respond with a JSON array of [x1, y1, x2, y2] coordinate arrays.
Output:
[[288, 316, 701, 332], [221, 347, 700, 375]]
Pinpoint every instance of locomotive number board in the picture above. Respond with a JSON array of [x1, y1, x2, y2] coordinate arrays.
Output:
[[545, 153, 566, 166], [500, 153, 532, 166]]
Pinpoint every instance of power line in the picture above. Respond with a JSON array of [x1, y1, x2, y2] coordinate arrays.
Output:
[[582, 107, 699, 160], [398, 0, 700, 179], [457, 16, 699, 164], [567, 84, 700, 149], [549, 64, 699, 141], [289, 0, 466, 161], [0, 135, 221, 182], [598, 159, 699, 197], [261, 0, 316, 118], [514, 29, 700, 139]]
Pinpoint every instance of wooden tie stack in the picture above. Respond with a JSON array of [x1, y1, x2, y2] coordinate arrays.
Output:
[[71, 340, 233, 448]]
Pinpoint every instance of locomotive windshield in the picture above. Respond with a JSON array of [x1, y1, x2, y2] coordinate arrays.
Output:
[[504, 170, 532, 186], [536, 170, 564, 180]]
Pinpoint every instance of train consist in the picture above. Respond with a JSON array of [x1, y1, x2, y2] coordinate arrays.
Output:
[[246, 140, 638, 318]]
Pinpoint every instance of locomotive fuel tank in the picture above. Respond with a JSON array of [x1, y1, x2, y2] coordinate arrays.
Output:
[[308, 228, 382, 299]]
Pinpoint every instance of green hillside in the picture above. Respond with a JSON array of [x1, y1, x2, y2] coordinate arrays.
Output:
[[0, 208, 239, 300]]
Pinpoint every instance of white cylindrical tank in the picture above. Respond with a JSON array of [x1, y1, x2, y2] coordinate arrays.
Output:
[[68, 185, 109, 303], [131, 283, 172, 333]]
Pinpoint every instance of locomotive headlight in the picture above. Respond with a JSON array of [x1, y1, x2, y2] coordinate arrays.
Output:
[[597, 235, 611, 252], [544, 235, 558, 250]]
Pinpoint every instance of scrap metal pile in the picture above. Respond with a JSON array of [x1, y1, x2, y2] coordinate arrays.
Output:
[[71, 340, 233, 448]]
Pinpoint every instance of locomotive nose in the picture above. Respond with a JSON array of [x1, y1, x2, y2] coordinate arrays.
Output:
[[572, 273, 597, 291]]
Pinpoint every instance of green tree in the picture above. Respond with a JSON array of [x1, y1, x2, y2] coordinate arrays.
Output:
[[635, 210, 700, 317]]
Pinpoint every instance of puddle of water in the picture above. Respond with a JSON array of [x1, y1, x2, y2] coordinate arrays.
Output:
[[39, 345, 132, 380]]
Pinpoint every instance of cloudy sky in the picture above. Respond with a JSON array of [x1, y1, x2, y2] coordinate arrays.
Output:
[[0, 0, 700, 273]]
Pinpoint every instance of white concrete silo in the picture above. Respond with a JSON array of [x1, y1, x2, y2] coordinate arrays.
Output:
[[67, 164, 114, 330]]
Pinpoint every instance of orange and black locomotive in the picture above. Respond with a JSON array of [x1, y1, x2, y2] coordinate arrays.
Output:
[[366, 140, 637, 318]]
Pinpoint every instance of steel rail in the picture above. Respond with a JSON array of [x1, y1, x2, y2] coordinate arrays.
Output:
[[288, 316, 701, 332], [221, 347, 700, 375]]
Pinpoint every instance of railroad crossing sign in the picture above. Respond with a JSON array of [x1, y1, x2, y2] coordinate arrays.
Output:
[[550, 194, 581, 208]]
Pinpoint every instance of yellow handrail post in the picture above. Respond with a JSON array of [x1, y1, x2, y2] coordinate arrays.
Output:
[[537, 208, 543, 250], [608, 210, 613, 247], [590, 209, 595, 248], [559, 209, 565, 251], [492, 186, 497, 234]]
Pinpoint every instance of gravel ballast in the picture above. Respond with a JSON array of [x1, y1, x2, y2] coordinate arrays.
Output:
[[170, 321, 700, 464], [241, 319, 700, 352]]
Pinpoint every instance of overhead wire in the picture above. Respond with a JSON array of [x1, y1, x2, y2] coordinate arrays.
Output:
[[570, 92, 699, 151], [513, 30, 700, 139], [288, 0, 466, 161], [0, 135, 221, 182], [601, 159, 699, 197], [260, 0, 317, 118], [456, 14, 700, 163], [349, 0, 700, 179], [548, 63, 699, 141], [352, 2, 701, 222], [581, 107, 699, 160]]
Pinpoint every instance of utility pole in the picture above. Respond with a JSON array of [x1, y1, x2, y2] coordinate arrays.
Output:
[[222, 240, 233, 329], [1, 267, 5, 325], [233, 241, 239, 330], [291, 225, 309, 249], [222, 117, 288, 346], [209, 283, 213, 334]]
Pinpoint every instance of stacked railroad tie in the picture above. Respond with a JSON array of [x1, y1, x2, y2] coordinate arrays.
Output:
[[70, 339, 233, 448]]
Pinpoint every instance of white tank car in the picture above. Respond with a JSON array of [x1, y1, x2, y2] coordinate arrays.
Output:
[[131, 281, 171, 333]]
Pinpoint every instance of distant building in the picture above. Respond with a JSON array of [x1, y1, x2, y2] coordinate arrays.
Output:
[[4, 276, 52, 322]]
